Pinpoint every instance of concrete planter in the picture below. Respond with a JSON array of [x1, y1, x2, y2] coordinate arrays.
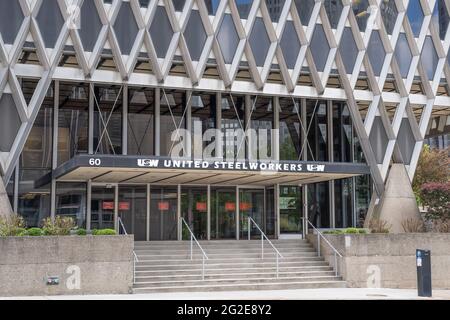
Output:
[[306, 233, 450, 289], [0, 235, 134, 297]]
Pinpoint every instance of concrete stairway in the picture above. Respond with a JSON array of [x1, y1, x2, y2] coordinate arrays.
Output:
[[132, 239, 346, 293]]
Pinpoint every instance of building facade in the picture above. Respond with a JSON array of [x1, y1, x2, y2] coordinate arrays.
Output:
[[0, 0, 449, 240]]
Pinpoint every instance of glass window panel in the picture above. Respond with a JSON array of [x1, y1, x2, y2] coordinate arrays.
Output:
[[250, 96, 273, 160], [249, 17, 271, 67], [0, 0, 24, 45], [205, 0, 220, 15], [113, 2, 139, 55], [397, 118, 416, 165], [0, 93, 22, 152], [407, 0, 424, 37], [234, 0, 253, 19], [172, 0, 186, 12], [93, 85, 123, 155], [150, 6, 174, 58], [191, 92, 217, 158], [211, 187, 236, 239], [160, 90, 186, 157], [308, 182, 330, 228], [339, 27, 358, 74], [79, 0, 103, 52], [128, 87, 154, 156], [280, 21, 301, 69], [150, 186, 178, 241], [240, 189, 265, 239], [355, 174, 371, 227], [294, 0, 315, 26], [184, 10, 207, 61], [217, 14, 240, 64], [306, 100, 328, 161], [279, 97, 302, 161], [421, 36, 439, 80], [334, 178, 353, 228], [432, 0, 449, 40], [221, 94, 245, 160], [352, 0, 370, 31], [119, 186, 147, 241], [265, 0, 285, 23], [395, 33, 413, 78], [279, 186, 302, 234], [380, 0, 397, 35], [181, 186, 208, 240], [90, 186, 115, 230], [333, 102, 352, 162], [324, 0, 344, 29], [56, 182, 87, 228], [58, 83, 89, 165], [369, 116, 388, 164], [36, 0, 64, 48], [310, 24, 330, 72], [367, 30, 385, 77]]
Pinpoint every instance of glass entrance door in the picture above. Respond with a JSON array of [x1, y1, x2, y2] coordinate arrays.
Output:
[[181, 186, 207, 240], [279, 186, 303, 235], [211, 187, 236, 239], [119, 186, 147, 241], [150, 186, 178, 240], [239, 188, 265, 239], [91, 185, 116, 230]]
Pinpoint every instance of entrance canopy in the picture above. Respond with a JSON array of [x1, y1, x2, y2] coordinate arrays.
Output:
[[52, 155, 370, 186]]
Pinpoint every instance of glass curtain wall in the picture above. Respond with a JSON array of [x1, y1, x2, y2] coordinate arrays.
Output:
[[18, 79, 53, 227]]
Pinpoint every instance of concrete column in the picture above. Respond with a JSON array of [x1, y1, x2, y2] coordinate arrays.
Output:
[[0, 179, 12, 217], [367, 164, 422, 233]]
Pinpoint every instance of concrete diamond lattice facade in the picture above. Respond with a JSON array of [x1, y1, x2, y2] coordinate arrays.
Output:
[[0, 0, 450, 234]]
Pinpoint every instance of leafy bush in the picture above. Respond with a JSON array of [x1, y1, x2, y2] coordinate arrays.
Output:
[[358, 229, 368, 234], [92, 229, 116, 236], [25, 228, 43, 236], [42, 216, 76, 236], [323, 230, 343, 235], [0, 214, 26, 237], [344, 228, 359, 234], [368, 218, 391, 233], [76, 228, 87, 236], [420, 182, 450, 222]]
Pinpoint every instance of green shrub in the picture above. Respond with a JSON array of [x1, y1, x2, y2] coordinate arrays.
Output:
[[323, 229, 344, 235], [0, 214, 26, 237], [42, 216, 76, 236], [75, 228, 87, 236], [25, 228, 43, 236], [344, 228, 359, 234], [358, 229, 368, 234], [93, 229, 116, 236]]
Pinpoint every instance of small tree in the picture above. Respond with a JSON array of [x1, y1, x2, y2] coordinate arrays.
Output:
[[420, 182, 450, 222], [413, 145, 450, 202]]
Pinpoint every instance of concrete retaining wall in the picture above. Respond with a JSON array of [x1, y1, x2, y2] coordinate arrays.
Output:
[[0, 235, 134, 296], [306, 233, 450, 289]]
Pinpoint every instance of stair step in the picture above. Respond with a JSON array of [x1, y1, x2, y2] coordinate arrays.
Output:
[[133, 280, 346, 293], [133, 275, 342, 288], [135, 258, 325, 267]]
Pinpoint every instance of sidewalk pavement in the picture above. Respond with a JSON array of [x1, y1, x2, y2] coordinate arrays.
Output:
[[1, 288, 450, 300]]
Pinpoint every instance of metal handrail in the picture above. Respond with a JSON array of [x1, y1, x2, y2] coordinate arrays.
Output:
[[180, 217, 209, 280], [118, 217, 139, 284], [303, 218, 342, 276], [248, 217, 284, 278]]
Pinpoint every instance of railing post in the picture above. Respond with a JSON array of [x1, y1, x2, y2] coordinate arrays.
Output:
[[261, 234, 264, 260], [190, 234, 193, 260], [334, 252, 338, 277], [276, 254, 279, 278], [202, 257, 205, 281], [317, 232, 320, 257], [248, 217, 250, 240]]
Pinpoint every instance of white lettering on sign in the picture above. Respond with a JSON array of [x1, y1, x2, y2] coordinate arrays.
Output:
[[137, 159, 160, 168], [307, 164, 325, 172], [89, 158, 101, 166]]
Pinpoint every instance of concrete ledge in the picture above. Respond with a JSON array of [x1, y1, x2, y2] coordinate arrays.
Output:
[[307, 233, 450, 289], [0, 235, 134, 296]]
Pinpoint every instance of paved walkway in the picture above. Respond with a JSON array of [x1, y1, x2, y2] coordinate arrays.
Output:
[[2, 288, 450, 300]]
